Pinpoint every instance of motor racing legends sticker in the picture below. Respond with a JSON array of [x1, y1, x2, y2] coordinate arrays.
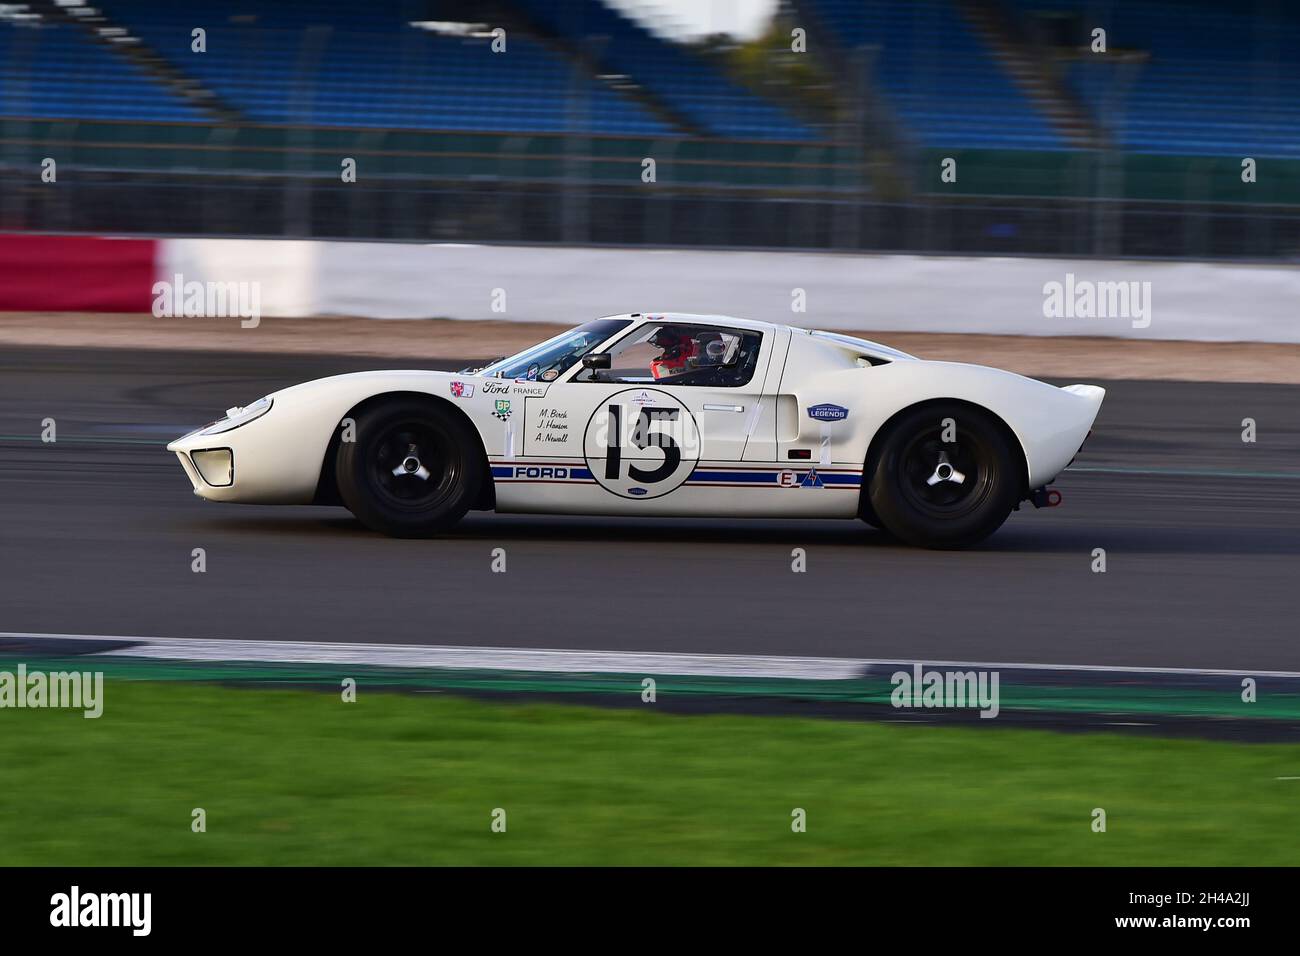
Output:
[[583, 388, 701, 499], [807, 403, 849, 422], [449, 381, 474, 398]]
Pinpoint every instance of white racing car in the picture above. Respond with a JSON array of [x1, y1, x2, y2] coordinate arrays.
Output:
[[167, 313, 1103, 548]]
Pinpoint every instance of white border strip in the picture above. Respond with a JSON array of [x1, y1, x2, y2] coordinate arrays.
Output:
[[3, 632, 1298, 681], [160, 239, 1300, 342]]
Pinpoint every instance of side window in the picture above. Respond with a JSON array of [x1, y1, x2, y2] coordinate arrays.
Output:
[[579, 323, 763, 388]]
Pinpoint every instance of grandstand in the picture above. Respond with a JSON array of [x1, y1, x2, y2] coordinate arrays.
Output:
[[508, 0, 816, 139], [797, 0, 1063, 149], [1, 0, 802, 138], [1011, 0, 1300, 157], [3, 0, 1298, 152], [0, 16, 201, 121], [0, 0, 1296, 255], [107, 0, 679, 134]]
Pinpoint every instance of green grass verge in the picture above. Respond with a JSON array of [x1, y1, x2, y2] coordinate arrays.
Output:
[[2, 679, 1298, 865]]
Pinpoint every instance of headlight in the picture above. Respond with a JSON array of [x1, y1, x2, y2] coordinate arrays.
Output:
[[191, 448, 233, 486], [198, 397, 273, 435]]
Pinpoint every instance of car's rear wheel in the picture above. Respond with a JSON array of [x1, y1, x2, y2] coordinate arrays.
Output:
[[335, 398, 485, 537], [866, 403, 1021, 549], [857, 498, 883, 530]]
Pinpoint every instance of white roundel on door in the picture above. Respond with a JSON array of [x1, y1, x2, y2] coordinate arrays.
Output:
[[583, 388, 702, 499]]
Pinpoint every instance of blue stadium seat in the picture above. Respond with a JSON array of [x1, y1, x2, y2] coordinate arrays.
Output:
[[806, 0, 1062, 149], [102, 0, 677, 135], [0, 17, 202, 121], [11, 0, 1291, 157], [1010, 0, 1300, 157], [511, 0, 815, 140]]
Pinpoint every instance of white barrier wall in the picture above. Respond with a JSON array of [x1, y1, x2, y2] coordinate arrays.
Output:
[[161, 239, 1300, 343], [161, 239, 318, 317]]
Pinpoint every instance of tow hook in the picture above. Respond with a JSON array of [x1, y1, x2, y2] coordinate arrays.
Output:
[[1030, 487, 1063, 509]]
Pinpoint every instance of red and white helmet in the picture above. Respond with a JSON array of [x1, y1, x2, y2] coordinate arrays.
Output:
[[649, 327, 699, 381]]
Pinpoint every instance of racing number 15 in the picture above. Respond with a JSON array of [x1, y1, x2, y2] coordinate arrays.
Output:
[[604, 405, 680, 484]]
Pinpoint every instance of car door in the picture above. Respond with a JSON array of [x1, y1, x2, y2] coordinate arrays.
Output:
[[522, 320, 773, 504]]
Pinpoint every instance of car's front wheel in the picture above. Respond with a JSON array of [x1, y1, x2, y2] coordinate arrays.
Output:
[[335, 398, 485, 537], [866, 403, 1021, 549]]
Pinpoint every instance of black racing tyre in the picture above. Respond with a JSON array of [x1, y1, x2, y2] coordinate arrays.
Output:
[[857, 498, 883, 530], [335, 397, 486, 538], [866, 403, 1021, 549]]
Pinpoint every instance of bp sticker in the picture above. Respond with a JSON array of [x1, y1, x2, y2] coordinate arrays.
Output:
[[583, 388, 701, 499]]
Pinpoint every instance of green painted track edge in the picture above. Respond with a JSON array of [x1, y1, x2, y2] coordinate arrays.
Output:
[[0, 655, 1294, 721]]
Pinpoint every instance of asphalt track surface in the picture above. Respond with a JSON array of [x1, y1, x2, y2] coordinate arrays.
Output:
[[1, 346, 1297, 671]]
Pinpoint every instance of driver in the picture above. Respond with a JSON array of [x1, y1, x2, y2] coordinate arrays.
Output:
[[648, 326, 700, 381]]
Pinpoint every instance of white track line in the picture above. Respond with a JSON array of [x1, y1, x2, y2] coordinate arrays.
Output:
[[2, 632, 1298, 681]]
